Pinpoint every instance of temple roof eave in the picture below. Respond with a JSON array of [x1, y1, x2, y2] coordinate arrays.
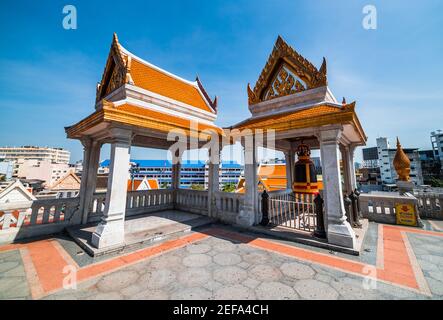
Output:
[[65, 103, 224, 141], [226, 102, 367, 145]]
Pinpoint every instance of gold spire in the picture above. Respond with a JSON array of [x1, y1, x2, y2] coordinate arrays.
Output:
[[393, 137, 411, 182]]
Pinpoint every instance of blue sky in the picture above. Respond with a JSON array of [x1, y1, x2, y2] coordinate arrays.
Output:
[[1, 0, 442, 163]]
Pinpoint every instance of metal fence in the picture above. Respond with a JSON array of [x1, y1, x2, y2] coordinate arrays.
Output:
[[268, 197, 317, 232]]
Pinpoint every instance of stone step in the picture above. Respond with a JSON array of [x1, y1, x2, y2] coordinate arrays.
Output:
[[67, 214, 216, 257]]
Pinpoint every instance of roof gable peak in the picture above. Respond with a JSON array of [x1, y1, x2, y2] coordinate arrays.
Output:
[[95, 33, 132, 102], [248, 36, 328, 105]]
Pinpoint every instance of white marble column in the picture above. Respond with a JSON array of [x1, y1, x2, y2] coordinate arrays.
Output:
[[340, 145, 352, 195], [171, 163, 181, 190], [284, 150, 295, 190], [91, 128, 131, 249], [348, 145, 357, 191], [319, 129, 356, 249], [73, 138, 92, 225], [82, 140, 101, 224], [207, 148, 220, 218], [171, 154, 181, 206], [238, 134, 258, 226]]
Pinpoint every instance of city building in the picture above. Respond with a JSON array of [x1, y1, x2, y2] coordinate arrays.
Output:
[[431, 130, 443, 163], [362, 146, 379, 169], [361, 137, 424, 186], [206, 161, 243, 187], [0, 160, 14, 181], [100, 159, 243, 189], [0, 146, 70, 164], [419, 150, 442, 183], [16, 159, 73, 186]]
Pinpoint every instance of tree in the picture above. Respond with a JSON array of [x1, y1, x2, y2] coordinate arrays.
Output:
[[221, 183, 237, 193], [427, 177, 443, 188], [160, 182, 169, 189], [190, 184, 205, 191]]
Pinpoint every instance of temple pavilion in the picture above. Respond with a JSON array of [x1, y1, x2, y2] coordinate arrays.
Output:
[[65, 34, 366, 251], [229, 36, 367, 248], [65, 34, 222, 249]]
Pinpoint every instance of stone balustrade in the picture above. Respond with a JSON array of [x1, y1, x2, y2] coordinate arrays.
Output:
[[359, 192, 418, 224], [214, 191, 244, 224], [0, 197, 80, 243], [88, 189, 175, 222], [175, 189, 209, 215], [413, 190, 443, 219]]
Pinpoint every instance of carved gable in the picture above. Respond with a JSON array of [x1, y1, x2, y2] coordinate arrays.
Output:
[[263, 64, 307, 101], [95, 33, 131, 102], [248, 36, 327, 105]]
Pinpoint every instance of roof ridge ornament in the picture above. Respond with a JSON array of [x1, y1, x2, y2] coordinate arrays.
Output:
[[319, 57, 327, 76], [95, 33, 128, 103], [195, 76, 218, 113]]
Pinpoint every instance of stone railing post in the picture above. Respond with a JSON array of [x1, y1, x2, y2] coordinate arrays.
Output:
[[260, 190, 269, 226], [314, 193, 326, 239]]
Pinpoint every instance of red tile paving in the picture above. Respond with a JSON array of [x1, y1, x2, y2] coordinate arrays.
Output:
[[1, 224, 442, 299]]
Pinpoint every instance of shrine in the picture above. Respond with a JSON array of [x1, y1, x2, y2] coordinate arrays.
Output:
[[64, 34, 367, 252], [230, 36, 367, 248]]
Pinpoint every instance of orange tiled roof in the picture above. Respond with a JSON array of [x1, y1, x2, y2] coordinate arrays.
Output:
[[147, 179, 159, 189], [130, 59, 212, 113], [127, 180, 142, 191], [236, 164, 323, 193], [235, 105, 343, 129], [231, 103, 366, 142], [127, 178, 159, 191], [258, 164, 286, 178], [66, 102, 223, 139], [116, 103, 221, 133]]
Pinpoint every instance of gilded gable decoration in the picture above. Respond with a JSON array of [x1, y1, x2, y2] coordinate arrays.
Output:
[[263, 65, 307, 101], [96, 33, 133, 102], [248, 36, 328, 105]]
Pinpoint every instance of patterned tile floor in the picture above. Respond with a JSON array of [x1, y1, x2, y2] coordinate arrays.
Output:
[[1, 220, 443, 300]]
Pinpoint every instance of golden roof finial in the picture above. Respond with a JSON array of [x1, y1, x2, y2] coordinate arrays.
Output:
[[393, 137, 411, 182], [113, 32, 119, 43]]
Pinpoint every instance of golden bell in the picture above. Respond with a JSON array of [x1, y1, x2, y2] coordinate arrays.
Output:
[[292, 143, 319, 194]]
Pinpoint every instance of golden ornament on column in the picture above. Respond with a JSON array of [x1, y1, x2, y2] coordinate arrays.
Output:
[[393, 137, 411, 182]]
